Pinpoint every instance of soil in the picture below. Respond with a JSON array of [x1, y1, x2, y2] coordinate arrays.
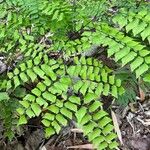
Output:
[[114, 99, 150, 150]]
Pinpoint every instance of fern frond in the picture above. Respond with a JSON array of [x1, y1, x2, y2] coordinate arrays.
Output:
[[1, 0, 150, 148], [113, 8, 150, 42], [10, 56, 123, 149], [71, 22, 150, 82]]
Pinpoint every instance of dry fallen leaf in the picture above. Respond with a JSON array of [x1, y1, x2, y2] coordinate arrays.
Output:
[[111, 110, 123, 145], [138, 78, 145, 102], [67, 144, 94, 149], [139, 87, 145, 102]]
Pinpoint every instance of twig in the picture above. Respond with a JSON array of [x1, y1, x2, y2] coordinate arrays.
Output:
[[126, 115, 135, 136]]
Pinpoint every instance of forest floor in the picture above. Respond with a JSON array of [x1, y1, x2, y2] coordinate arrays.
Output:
[[0, 98, 150, 150], [0, 50, 150, 150]]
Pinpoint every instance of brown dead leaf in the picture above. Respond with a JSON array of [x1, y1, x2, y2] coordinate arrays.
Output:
[[111, 110, 123, 145], [139, 87, 145, 102], [67, 144, 94, 149], [138, 78, 145, 102]]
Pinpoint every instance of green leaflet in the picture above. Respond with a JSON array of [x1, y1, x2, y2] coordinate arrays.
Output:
[[121, 51, 137, 66], [64, 101, 77, 112], [103, 84, 110, 96], [31, 103, 41, 116], [26, 69, 37, 82], [73, 80, 83, 92], [135, 63, 149, 78], [113, 15, 128, 28], [41, 64, 57, 81], [114, 47, 130, 62], [102, 124, 114, 135], [20, 100, 30, 108], [88, 128, 102, 141], [36, 97, 48, 107], [145, 56, 150, 64], [42, 119, 50, 127], [48, 86, 62, 94], [93, 110, 108, 121], [101, 71, 107, 83], [34, 55, 41, 65], [92, 136, 105, 147], [67, 66, 76, 76], [97, 142, 108, 150], [107, 44, 120, 57], [141, 25, 150, 40], [31, 88, 41, 97], [75, 107, 87, 123], [47, 105, 59, 114], [42, 92, 56, 103], [18, 115, 27, 125], [54, 82, 68, 92], [14, 68, 20, 75], [51, 121, 61, 134], [126, 18, 139, 33], [109, 75, 115, 85], [26, 109, 35, 118], [43, 76, 51, 86], [33, 66, 45, 78], [60, 77, 72, 85], [84, 93, 98, 104], [80, 66, 88, 79], [43, 113, 55, 121], [69, 96, 80, 105], [109, 141, 119, 149], [17, 108, 24, 115], [143, 74, 150, 82], [60, 107, 72, 119], [95, 83, 103, 95], [106, 133, 117, 143], [6, 81, 12, 90], [132, 21, 147, 36], [0, 92, 9, 101], [89, 101, 102, 112], [98, 116, 112, 128], [94, 67, 100, 75], [74, 65, 82, 76], [115, 79, 121, 87], [80, 114, 92, 125], [139, 49, 150, 57], [55, 100, 63, 108], [111, 85, 118, 98], [45, 127, 55, 138], [56, 114, 68, 126], [13, 76, 20, 88], [130, 57, 144, 71], [134, 44, 145, 52], [80, 82, 90, 95], [26, 60, 33, 68], [137, 9, 147, 17], [83, 122, 96, 135], [14, 87, 27, 98], [24, 94, 35, 102], [7, 72, 13, 79], [37, 82, 46, 92]]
